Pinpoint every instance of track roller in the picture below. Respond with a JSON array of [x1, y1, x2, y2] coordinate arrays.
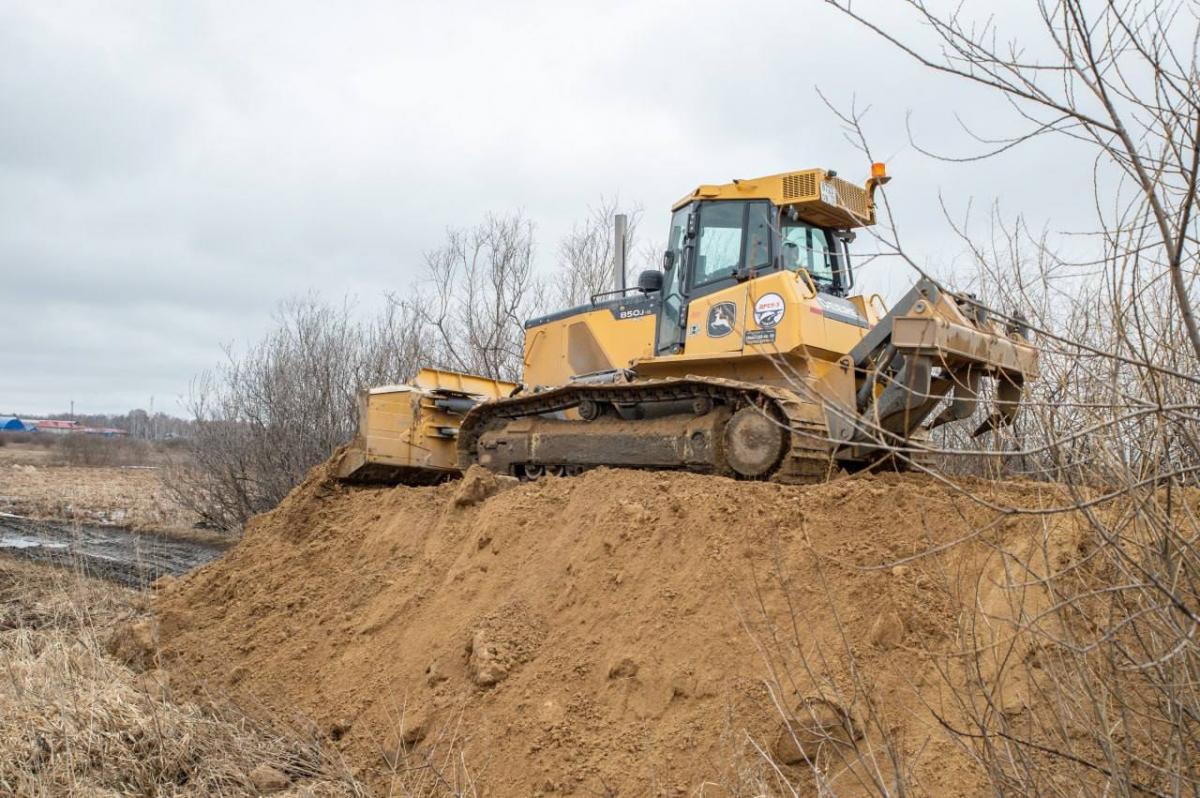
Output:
[[723, 406, 788, 477]]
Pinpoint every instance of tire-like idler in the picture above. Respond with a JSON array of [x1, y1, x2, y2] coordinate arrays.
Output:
[[723, 406, 787, 477]]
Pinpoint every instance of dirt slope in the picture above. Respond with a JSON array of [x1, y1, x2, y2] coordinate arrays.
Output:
[[156, 464, 1081, 796]]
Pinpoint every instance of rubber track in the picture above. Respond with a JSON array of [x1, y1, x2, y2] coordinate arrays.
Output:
[[456, 376, 836, 484]]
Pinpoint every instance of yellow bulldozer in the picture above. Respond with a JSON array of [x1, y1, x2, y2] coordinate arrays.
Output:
[[334, 165, 1038, 485]]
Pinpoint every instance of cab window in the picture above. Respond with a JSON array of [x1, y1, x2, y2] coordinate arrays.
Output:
[[781, 220, 836, 287]]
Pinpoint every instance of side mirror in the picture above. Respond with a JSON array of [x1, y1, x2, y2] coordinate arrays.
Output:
[[662, 250, 675, 271], [637, 269, 664, 293]]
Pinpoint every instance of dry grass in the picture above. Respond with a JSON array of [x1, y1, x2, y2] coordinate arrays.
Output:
[[0, 435, 190, 468], [1, 458, 200, 534], [54, 435, 154, 468], [0, 440, 58, 466], [0, 557, 366, 797]]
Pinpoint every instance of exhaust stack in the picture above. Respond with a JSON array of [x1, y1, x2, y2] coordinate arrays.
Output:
[[613, 213, 627, 291]]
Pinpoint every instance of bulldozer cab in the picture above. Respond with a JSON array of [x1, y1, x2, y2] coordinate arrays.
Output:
[[654, 199, 854, 355]]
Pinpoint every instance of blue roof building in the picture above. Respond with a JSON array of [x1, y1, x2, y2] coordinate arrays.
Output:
[[0, 416, 34, 431]]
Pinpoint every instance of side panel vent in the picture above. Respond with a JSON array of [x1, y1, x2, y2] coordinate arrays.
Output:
[[782, 172, 817, 200], [830, 177, 870, 220]]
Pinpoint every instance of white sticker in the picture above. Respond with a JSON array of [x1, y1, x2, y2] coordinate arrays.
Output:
[[815, 293, 866, 327], [820, 182, 839, 206], [753, 293, 785, 328]]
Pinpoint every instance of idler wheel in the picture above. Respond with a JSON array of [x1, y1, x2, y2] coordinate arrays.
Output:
[[723, 406, 787, 478]]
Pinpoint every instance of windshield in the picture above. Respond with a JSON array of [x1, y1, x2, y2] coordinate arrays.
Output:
[[781, 221, 836, 286]]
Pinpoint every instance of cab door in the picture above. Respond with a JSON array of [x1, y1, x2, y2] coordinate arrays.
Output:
[[655, 200, 773, 356], [654, 207, 693, 355], [680, 201, 774, 355]]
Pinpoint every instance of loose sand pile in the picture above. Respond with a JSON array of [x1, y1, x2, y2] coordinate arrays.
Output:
[[156, 464, 1088, 796]]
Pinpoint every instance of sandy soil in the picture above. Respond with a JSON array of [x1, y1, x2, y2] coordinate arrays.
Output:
[[156, 463, 1104, 796]]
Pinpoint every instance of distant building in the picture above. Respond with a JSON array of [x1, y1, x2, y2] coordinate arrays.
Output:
[[27, 419, 79, 435], [82, 427, 128, 437], [3, 418, 129, 436]]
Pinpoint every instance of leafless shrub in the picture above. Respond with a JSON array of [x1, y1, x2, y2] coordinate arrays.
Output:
[[920, 505, 1200, 797], [750, 1, 1200, 793], [167, 296, 430, 532], [173, 200, 645, 532], [0, 432, 58, 449], [403, 211, 545, 382], [55, 435, 153, 467], [555, 196, 644, 308]]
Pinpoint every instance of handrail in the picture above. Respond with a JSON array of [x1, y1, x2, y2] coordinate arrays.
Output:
[[869, 293, 888, 322], [796, 269, 819, 299], [589, 286, 645, 304]]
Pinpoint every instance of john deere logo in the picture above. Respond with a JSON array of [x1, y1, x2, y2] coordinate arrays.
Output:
[[707, 302, 737, 338]]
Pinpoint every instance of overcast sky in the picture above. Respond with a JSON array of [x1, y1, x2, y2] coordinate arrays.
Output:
[[0, 1, 1091, 415]]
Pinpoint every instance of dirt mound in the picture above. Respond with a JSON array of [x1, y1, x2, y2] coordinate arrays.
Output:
[[156, 464, 1081, 795]]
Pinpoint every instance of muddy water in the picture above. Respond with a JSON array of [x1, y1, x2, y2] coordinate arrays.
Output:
[[0, 514, 227, 587]]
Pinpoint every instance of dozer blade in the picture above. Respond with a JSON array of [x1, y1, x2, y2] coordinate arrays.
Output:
[[333, 368, 517, 484]]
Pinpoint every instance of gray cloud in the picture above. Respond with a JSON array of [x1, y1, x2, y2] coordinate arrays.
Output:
[[0, 0, 1096, 414]]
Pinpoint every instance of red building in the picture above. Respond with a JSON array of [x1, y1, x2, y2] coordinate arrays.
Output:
[[27, 419, 79, 434]]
